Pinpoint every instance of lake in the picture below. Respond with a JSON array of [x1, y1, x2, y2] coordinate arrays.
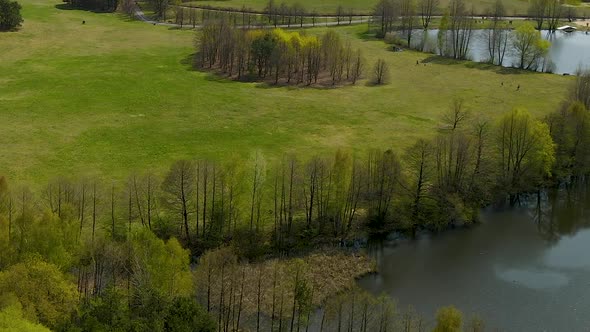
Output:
[[358, 186, 590, 331], [414, 29, 590, 75]]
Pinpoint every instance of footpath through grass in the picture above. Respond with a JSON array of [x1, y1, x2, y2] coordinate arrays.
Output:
[[0, 0, 570, 184]]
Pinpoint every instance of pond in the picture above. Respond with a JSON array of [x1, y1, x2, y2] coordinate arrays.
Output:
[[358, 185, 590, 331], [413, 29, 590, 74]]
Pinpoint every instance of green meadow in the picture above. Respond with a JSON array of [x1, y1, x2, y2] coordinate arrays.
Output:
[[0, 0, 570, 184]]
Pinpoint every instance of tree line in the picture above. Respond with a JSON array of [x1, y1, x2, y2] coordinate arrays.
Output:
[[373, 0, 559, 71], [195, 21, 366, 86], [4, 80, 586, 264]]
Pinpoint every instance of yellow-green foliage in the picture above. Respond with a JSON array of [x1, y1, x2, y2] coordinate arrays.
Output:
[[0, 258, 78, 329], [0, 302, 51, 332], [433, 305, 463, 332], [130, 228, 194, 300], [496, 108, 555, 179], [23, 210, 80, 270]]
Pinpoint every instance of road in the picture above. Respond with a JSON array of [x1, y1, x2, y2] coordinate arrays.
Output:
[[132, 2, 368, 29]]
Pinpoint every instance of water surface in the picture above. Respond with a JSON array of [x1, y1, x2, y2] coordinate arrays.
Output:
[[415, 29, 590, 74], [359, 188, 590, 331]]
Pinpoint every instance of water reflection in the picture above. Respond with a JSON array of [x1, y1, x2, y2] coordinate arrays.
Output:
[[359, 183, 590, 331], [411, 29, 590, 74], [495, 267, 569, 290]]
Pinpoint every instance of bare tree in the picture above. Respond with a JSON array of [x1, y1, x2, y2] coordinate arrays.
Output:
[[442, 98, 469, 130], [373, 59, 389, 85], [400, 0, 417, 47], [528, 0, 548, 30], [486, 0, 509, 65], [419, 0, 439, 29], [162, 160, 196, 243], [350, 49, 365, 85], [448, 0, 474, 60]]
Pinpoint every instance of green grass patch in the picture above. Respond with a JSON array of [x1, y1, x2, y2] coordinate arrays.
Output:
[[0, 0, 570, 184]]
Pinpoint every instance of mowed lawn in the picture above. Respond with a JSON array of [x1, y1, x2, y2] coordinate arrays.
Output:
[[185, 0, 534, 16], [0, 0, 570, 183]]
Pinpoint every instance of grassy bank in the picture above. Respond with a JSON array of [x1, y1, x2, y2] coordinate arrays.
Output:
[[0, 0, 570, 185]]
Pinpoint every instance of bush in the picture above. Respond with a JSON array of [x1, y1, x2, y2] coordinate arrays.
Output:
[[0, 0, 23, 31], [164, 297, 215, 332], [433, 305, 463, 332]]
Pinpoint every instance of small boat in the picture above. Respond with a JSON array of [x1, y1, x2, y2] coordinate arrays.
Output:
[[557, 25, 577, 33]]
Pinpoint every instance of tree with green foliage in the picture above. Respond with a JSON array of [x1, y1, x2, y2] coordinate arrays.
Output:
[[164, 297, 216, 332], [0, 296, 50, 332], [433, 305, 463, 332], [0, 257, 78, 329], [0, 0, 23, 31], [546, 101, 590, 179], [512, 23, 551, 71], [495, 108, 555, 204]]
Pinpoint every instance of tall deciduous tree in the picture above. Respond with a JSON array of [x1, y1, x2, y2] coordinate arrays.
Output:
[[495, 108, 555, 204], [512, 23, 551, 70], [373, 59, 389, 85], [162, 160, 196, 244], [419, 0, 438, 29], [486, 0, 509, 65]]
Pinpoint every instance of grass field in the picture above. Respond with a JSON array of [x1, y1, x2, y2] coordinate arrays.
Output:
[[185, 0, 534, 16], [0, 0, 570, 184]]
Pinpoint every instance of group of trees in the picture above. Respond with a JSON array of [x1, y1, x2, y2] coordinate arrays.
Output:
[[528, 0, 565, 31], [65, 0, 119, 12], [196, 21, 366, 85], [373, 0, 475, 59], [373, 0, 438, 39], [0, 0, 23, 31], [372, 0, 554, 71]]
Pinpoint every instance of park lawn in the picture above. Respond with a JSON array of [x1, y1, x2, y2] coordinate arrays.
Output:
[[0, 0, 570, 184], [184, 0, 535, 16]]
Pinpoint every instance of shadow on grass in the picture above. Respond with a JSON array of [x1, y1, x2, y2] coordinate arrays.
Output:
[[355, 30, 380, 41], [54, 3, 116, 13], [421, 55, 536, 75], [254, 81, 347, 91]]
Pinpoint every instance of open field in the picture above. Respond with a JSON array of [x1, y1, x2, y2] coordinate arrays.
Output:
[[0, 0, 570, 184], [185, 0, 542, 16]]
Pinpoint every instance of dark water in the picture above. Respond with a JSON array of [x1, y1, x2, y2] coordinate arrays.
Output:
[[358, 187, 590, 331], [415, 29, 590, 75]]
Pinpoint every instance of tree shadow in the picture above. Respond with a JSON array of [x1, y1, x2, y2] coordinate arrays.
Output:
[[180, 53, 200, 72], [355, 29, 380, 41], [421, 55, 536, 75], [54, 3, 115, 13]]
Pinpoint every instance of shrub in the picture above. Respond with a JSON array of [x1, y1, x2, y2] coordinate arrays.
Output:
[[0, 0, 23, 31]]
